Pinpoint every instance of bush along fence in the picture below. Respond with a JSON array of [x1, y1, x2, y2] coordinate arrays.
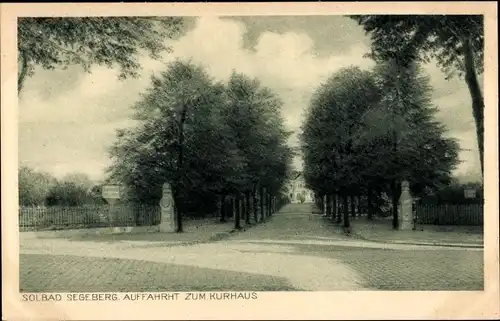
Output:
[[414, 203, 483, 226]]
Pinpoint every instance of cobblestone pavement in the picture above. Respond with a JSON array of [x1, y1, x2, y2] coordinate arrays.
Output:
[[20, 203, 484, 292]]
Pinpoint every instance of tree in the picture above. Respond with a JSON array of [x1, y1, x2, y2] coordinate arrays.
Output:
[[45, 172, 95, 206], [61, 172, 93, 191], [350, 15, 484, 176], [354, 60, 460, 228], [224, 72, 293, 227], [18, 166, 57, 206], [109, 60, 238, 232], [18, 17, 184, 93], [301, 66, 381, 231]]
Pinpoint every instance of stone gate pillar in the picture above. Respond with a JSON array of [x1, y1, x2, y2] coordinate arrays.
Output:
[[398, 180, 413, 230], [159, 183, 176, 232]]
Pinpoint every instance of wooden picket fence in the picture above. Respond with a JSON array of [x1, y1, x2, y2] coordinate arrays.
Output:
[[19, 204, 161, 231], [415, 203, 483, 226]]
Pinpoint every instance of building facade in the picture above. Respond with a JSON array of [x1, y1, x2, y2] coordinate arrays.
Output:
[[289, 173, 314, 204]]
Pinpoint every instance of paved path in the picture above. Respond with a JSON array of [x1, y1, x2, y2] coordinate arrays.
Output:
[[20, 203, 484, 292]]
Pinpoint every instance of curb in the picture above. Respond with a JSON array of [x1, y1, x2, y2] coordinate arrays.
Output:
[[350, 232, 483, 249]]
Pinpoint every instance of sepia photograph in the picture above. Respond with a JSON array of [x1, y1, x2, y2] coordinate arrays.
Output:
[[2, 2, 499, 320]]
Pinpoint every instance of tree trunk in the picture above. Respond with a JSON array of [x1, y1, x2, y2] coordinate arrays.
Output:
[[332, 194, 337, 220], [267, 192, 272, 216], [350, 195, 356, 218], [342, 194, 350, 230], [18, 49, 28, 94], [228, 197, 234, 219], [326, 194, 332, 217], [245, 191, 251, 224], [234, 194, 241, 230], [391, 180, 399, 229], [220, 195, 226, 223], [241, 192, 247, 223], [462, 36, 484, 177], [336, 194, 342, 223], [172, 188, 182, 232], [174, 108, 188, 233], [367, 188, 373, 220], [259, 187, 265, 222], [252, 186, 258, 223]]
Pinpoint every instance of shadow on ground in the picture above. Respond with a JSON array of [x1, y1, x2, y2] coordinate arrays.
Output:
[[20, 254, 299, 292]]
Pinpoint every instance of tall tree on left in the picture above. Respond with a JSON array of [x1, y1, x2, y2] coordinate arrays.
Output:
[[17, 17, 185, 93]]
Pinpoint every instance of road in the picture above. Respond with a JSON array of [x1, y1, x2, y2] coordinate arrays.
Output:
[[20, 203, 483, 292]]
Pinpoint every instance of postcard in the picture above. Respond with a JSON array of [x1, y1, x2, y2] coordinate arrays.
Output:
[[2, 2, 498, 320]]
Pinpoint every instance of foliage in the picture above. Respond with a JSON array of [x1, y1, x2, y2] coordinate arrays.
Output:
[[18, 17, 185, 92]]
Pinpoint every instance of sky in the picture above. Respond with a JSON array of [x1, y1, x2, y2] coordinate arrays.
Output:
[[19, 16, 482, 183]]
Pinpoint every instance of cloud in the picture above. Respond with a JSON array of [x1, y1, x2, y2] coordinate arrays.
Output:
[[18, 16, 481, 182]]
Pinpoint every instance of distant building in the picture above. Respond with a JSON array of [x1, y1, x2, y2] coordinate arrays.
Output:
[[288, 172, 314, 204]]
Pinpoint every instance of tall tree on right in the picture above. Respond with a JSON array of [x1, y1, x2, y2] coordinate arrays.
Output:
[[350, 15, 484, 176], [356, 60, 460, 229]]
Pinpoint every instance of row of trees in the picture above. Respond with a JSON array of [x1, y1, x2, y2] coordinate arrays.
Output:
[[302, 61, 460, 231], [19, 166, 103, 206], [107, 60, 294, 232]]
